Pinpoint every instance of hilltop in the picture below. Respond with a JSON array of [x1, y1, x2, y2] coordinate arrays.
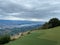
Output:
[[5, 26, 60, 45]]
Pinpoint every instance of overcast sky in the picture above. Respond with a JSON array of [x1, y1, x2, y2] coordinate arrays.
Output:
[[0, 0, 60, 21]]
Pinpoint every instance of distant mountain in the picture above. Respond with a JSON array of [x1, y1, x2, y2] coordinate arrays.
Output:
[[0, 20, 44, 25], [0, 20, 45, 35]]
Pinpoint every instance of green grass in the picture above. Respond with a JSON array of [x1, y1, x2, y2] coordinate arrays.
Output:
[[5, 26, 60, 45]]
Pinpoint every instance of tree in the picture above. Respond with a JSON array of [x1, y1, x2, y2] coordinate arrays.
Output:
[[42, 18, 60, 29], [48, 18, 60, 28]]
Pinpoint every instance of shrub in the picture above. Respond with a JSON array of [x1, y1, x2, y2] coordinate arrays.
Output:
[[42, 22, 49, 29], [21, 33, 24, 36], [27, 31, 31, 34], [0, 35, 10, 44]]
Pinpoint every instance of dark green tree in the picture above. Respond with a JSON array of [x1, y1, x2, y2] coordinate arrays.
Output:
[[42, 18, 60, 29], [48, 18, 60, 28]]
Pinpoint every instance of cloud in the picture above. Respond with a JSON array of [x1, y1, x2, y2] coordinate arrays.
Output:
[[0, 0, 60, 21]]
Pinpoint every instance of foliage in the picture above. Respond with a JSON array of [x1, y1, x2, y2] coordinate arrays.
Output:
[[48, 18, 60, 28], [42, 18, 60, 29], [0, 35, 10, 44], [27, 31, 31, 34], [41, 22, 49, 29]]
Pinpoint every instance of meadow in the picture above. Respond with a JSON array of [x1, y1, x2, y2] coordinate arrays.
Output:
[[5, 26, 60, 45]]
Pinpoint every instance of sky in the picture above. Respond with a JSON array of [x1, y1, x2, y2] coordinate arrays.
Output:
[[0, 0, 60, 21]]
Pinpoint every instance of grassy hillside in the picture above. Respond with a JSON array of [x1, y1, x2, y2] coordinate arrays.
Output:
[[5, 26, 60, 45]]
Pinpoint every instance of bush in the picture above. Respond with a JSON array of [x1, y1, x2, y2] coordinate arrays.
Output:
[[0, 35, 10, 44], [27, 31, 31, 34], [21, 33, 24, 36], [42, 22, 49, 29]]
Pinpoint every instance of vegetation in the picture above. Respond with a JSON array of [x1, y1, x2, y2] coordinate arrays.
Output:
[[0, 18, 59, 45], [5, 26, 60, 45], [27, 31, 31, 34], [42, 18, 60, 29], [0, 35, 10, 44]]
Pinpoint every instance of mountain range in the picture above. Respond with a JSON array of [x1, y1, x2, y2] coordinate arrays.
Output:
[[0, 20, 45, 35]]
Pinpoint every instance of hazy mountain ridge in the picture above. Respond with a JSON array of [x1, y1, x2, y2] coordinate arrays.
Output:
[[0, 20, 44, 35], [0, 20, 44, 25], [0, 20, 44, 28]]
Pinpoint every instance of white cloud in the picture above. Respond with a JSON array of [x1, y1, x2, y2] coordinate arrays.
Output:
[[51, 10, 60, 13], [7, 13, 20, 16], [0, 15, 46, 21]]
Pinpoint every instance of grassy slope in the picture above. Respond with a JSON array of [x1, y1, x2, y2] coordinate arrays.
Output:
[[5, 26, 60, 45]]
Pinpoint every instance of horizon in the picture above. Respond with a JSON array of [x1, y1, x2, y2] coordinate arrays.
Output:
[[0, 19, 46, 23]]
